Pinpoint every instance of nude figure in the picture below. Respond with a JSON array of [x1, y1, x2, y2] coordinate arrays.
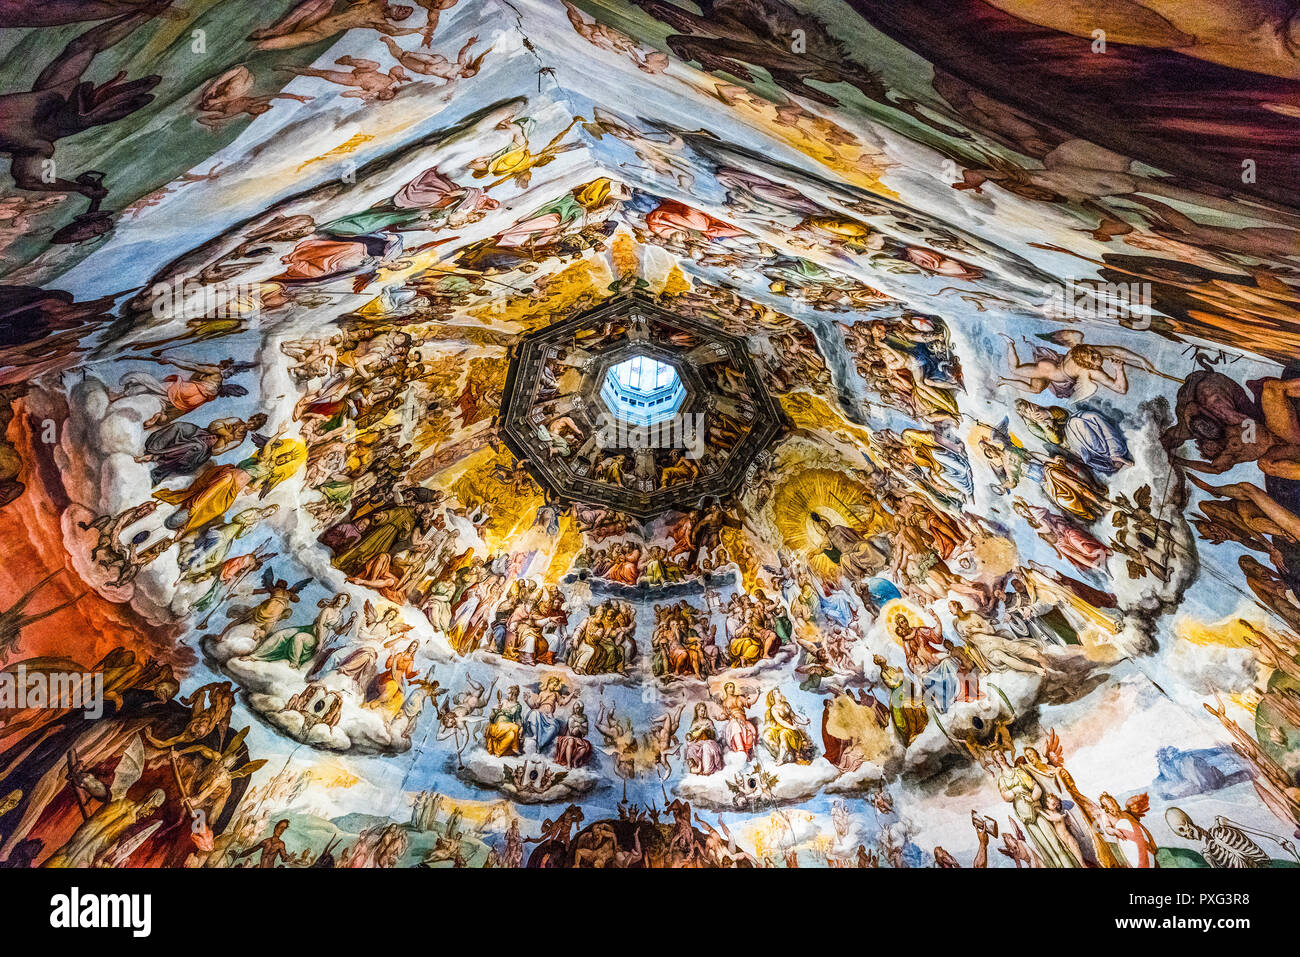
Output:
[[0, 1, 173, 237], [379, 34, 489, 82], [196, 66, 311, 129], [999, 331, 1170, 401], [248, 0, 420, 51], [278, 57, 411, 102]]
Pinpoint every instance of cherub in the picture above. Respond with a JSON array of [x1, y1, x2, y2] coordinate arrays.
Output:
[[390, 674, 445, 738], [999, 331, 1174, 401], [436, 676, 496, 763], [1099, 791, 1160, 868]]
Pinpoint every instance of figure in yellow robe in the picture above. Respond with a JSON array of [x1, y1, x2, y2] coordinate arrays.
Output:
[[484, 687, 524, 756], [154, 437, 303, 535]]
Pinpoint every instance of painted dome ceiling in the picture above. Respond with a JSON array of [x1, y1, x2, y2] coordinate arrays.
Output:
[[498, 295, 783, 516], [2, 0, 1300, 871]]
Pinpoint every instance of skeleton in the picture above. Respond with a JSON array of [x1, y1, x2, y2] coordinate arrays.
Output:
[[80, 500, 160, 567], [1165, 806, 1296, 868]]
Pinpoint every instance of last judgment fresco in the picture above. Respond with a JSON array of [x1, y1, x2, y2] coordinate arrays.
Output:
[[1, 0, 1300, 872]]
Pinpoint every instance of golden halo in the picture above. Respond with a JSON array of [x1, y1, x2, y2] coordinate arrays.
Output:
[[771, 467, 883, 578]]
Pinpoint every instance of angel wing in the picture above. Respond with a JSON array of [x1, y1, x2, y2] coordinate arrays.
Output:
[[1044, 728, 1064, 766], [230, 759, 268, 779], [1040, 329, 1084, 348], [704, 699, 729, 722], [288, 577, 312, 594], [100, 820, 164, 866], [364, 599, 377, 626], [260, 565, 276, 592], [1125, 792, 1150, 819], [109, 735, 146, 801], [223, 725, 251, 759]]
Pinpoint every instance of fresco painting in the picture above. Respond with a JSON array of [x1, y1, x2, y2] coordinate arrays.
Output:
[[1, 0, 1299, 873]]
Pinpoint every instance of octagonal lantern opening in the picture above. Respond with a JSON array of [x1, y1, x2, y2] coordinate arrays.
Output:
[[600, 354, 686, 427], [498, 295, 786, 518]]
